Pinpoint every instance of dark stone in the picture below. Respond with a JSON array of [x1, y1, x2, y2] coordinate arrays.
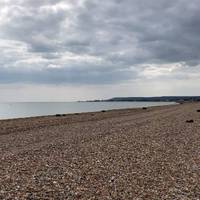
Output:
[[197, 110, 200, 112], [142, 107, 147, 110], [186, 120, 194, 123], [101, 110, 106, 113]]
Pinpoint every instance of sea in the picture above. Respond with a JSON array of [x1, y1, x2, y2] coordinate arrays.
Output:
[[0, 101, 176, 120]]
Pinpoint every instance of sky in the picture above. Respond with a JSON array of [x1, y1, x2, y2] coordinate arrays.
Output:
[[0, 0, 200, 101]]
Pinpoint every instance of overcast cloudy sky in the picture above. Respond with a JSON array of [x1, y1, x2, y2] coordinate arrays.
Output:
[[0, 0, 200, 101]]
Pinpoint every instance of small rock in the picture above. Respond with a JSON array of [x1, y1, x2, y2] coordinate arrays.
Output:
[[109, 176, 115, 182], [186, 120, 194, 123]]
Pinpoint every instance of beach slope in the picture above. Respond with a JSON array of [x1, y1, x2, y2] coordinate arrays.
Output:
[[0, 103, 199, 199]]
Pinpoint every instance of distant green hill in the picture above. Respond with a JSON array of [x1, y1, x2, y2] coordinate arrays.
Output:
[[106, 96, 200, 102]]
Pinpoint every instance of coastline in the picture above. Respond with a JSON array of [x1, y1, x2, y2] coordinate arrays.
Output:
[[0, 104, 178, 135], [0, 102, 199, 199], [0, 101, 177, 120]]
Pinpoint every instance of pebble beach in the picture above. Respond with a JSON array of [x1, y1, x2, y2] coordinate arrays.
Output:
[[0, 103, 200, 199]]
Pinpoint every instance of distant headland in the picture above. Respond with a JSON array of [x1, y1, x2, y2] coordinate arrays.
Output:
[[86, 96, 200, 103]]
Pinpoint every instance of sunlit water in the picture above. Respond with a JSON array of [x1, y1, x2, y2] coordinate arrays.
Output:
[[0, 102, 176, 120]]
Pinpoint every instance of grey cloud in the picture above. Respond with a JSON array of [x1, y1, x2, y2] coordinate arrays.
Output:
[[0, 0, 200, 85], [0, 65, 135, 85]]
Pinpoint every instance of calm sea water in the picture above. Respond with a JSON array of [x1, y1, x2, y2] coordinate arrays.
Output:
[[0, 102, 176, 120]]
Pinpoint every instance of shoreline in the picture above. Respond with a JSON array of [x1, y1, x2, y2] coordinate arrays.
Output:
[[0, 102, 199, 199], [0, 104, 178, 136], [0, 102, 180, 122], [0, 101, 177, 121]]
